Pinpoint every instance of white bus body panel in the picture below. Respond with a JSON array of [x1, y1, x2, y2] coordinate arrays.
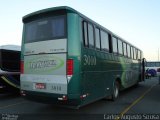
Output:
[[20, 39, 68, 94], [21, 74, 67, 94]]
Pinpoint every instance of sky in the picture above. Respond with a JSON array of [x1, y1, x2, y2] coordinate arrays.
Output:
[[0, 0, 160, 61]]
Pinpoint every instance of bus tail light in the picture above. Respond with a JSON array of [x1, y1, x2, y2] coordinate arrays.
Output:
[[20, 90, 26, 96], [20, 61, 24, 74], [67, 59, 74, 76], [80, 93, 89, 99], [58, 95, 68, 101]]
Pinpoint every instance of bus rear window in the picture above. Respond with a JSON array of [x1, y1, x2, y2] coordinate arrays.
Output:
[[24, 15, 66, 43]]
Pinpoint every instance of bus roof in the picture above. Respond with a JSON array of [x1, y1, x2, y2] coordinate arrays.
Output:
[[0, 45, 21, 51], [23, 6, 74, 20], [22, 6, 141, 51]]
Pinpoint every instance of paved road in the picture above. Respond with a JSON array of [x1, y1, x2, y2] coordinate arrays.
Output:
[[0, 77, 159, 120]]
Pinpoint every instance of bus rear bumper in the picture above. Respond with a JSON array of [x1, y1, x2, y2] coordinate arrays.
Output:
[[21, 90, 81, 109]]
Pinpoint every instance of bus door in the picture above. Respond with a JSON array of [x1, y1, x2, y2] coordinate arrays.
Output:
[[142, 58, 146, 81]]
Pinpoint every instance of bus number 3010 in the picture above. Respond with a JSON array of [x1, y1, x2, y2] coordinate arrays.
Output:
[[83, 55, 96, 66]]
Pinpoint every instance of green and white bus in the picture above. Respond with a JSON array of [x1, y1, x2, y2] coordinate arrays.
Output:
[[20, 6, 145, 108]]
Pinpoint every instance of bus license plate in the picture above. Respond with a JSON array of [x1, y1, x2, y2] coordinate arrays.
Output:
[[35, 83, 46, 89]]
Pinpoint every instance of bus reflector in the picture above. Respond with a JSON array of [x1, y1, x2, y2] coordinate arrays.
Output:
[[20, 61, 24, 74], [67, 59, 73, 75]]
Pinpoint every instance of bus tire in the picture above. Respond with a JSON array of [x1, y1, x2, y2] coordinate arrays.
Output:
[[111, 81, 119, 101]]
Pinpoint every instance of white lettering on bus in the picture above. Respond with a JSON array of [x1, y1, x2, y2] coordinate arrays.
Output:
[[29, 60, 57, 69], [84, 55, 96, 66], [51, 85, 62, 91]]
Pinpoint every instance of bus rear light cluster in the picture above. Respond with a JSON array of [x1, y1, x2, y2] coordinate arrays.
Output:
[[20, 90, 26, 96], [20, 61, 24, 74], [67, 59, 74, 76], [58, 95, 68, 101], [80, 93, 89, 99]]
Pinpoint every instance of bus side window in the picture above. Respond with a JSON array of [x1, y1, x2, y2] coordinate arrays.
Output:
[[118, 39, 123, 55], [138, 50, 141, 60], [112, 36, 118, 54], [123, 42, 127, 57], [131, 46, 134, 59], [134, 48, 137, 60], [83, 21, 88, 47], [100, 30, 109, 52], [88, 23, 95, 48], [127, 44, 131, 58], [95, 27, 101, 50], [136, 48, 138, 60]]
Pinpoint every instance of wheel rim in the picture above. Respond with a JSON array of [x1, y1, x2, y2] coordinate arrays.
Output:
[[114, 83, 119, 98]]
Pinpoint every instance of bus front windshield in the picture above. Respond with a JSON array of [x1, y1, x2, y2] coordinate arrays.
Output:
[[24, 15, 66, 43]]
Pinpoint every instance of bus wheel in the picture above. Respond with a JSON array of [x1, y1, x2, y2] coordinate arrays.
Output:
[[111, 81, 119, 101]]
